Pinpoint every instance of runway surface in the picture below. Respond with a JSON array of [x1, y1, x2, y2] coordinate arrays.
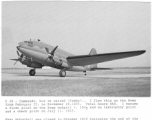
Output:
[[1, 67, 151, 96]]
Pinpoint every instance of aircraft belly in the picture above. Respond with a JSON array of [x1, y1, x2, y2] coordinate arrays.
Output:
[[66, 66, 86, 72]]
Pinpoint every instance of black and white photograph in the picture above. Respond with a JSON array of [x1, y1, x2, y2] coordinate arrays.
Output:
[[2, 1, 151, 97]]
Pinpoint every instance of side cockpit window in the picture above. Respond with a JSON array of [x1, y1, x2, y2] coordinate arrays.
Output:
[[24, 41, 33, 47]]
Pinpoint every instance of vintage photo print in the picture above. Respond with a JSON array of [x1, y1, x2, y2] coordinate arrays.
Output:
[[2, 1, 151, 96]]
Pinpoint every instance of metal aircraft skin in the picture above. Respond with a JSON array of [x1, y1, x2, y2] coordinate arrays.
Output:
[[10, 40, 146, 77]]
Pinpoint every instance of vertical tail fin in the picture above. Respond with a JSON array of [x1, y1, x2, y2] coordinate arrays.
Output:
[[89, 48, 97, 69], [89, 48, 97, 55]]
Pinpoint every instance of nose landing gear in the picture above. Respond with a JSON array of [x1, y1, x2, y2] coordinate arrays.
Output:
[[59, 69, 66, 77], [29, 69, 36, 76]]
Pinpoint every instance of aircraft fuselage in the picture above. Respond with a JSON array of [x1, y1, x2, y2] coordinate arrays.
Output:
[[17, 41, 88, 72]]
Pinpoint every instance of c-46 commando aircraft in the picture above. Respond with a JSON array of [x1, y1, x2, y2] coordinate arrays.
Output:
[[10, 40, 146, 77]]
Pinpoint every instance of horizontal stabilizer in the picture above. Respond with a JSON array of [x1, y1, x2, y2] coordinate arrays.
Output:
[[91, 68, 112, 70]]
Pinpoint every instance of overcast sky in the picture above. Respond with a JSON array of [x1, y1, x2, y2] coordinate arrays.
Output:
[[2, 1, 151, 68]]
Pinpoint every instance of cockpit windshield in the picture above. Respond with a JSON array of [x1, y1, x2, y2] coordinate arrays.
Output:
[[19, 41, 33, 47], [24, 41, 33, 44]]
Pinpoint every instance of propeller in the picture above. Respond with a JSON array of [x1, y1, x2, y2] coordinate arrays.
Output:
[[45, 46, 58, 63], [10, 51, 23, 65]]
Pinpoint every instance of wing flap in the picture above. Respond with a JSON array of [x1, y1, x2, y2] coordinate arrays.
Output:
[[67, 50, 145, 66]]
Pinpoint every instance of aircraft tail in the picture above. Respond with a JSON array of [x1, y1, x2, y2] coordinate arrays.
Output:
[[89, 48, 97, 69], [88, 48, 112, 71]]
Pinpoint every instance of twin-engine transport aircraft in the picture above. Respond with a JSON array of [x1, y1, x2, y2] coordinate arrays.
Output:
[[10, 40, 146, 77]]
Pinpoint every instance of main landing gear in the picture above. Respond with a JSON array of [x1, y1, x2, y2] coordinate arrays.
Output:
[[29, 68, 66, 77], [29, 69, 36, 76], [59, 69, 66, 77]]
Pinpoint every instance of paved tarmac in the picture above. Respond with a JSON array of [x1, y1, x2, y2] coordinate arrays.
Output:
[[1, 67, 151, 96]]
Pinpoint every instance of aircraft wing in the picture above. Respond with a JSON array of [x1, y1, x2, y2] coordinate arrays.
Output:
[[67, 50, 145, 66]]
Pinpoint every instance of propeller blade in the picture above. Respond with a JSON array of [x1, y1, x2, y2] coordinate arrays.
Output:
[[20, 54, 23, 58], [17, 51, 19, 56], [10, 51, 23, 65], [44, 46, 58, 66], [45, 47, 50, 54], [45, 46, 58, 57], [14, 59, 19, 65], [51, 46, 58, 55], [10, 59, 19, 61], [51, 58, 56, 64], [45, 57, 49, 62]]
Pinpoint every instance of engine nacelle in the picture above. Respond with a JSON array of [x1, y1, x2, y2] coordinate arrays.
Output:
[[21, 56, 42, 68], [53, 57, 69, 68], [27, 62, 42, 68]]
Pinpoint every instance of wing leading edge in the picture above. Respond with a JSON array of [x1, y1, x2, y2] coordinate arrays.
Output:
[[67, 50, 146, 66]]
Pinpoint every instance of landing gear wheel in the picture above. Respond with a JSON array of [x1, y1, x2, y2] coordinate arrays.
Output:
[[59, 70, 66, 77], [83, 71, 86, 76], [29, 69, 36, 76]]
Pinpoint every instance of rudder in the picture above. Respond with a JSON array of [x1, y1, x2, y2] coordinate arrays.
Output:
[[89, 48, 97, 55], [89, 48, 97, 69]]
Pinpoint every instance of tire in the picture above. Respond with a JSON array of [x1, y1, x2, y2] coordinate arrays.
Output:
[[29, 69, 36, 76], [59, 70, 66, 77]]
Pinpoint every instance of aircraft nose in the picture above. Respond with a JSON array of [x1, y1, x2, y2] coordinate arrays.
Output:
[[18, 42, 24, 46]]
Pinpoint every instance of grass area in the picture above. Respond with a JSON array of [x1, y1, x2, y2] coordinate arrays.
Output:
[[2, 77, 150, 96]]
